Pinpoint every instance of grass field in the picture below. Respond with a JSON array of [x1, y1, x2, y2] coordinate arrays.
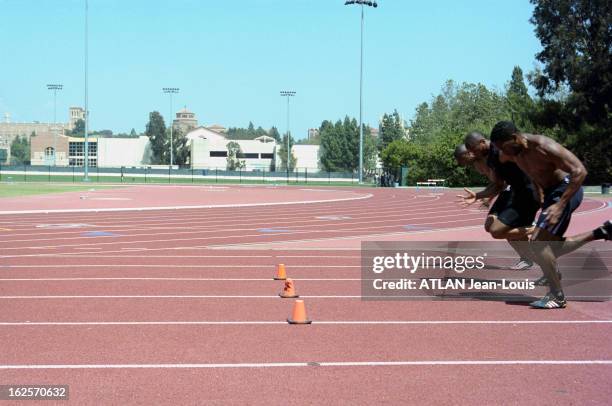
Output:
[[0, 183, 118, 198], [0, 174, 367, 187]]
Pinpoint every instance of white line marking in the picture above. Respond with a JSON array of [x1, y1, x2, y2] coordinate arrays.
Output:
[[0, 212, 481, 246], [0, 320, 610, 326], [0, 278, 360, 281], [0, 295, 357, 299], [0, 295, 607, 300], [206, 225, 485, 249], [0, 193, 373, 215], [0, 360, 610, 370], [0, 196, 422, 227], [0, 254, 353, 259], [0, 264, 358, 268]]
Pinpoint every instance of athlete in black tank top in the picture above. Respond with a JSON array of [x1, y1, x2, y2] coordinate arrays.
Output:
[[486, 145, 533, 194]]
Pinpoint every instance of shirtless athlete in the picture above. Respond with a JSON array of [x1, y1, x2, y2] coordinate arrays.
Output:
[[490, 121, 612, 309]]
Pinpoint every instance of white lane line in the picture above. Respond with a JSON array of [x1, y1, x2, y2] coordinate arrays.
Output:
[[0, 194, 415, 225], [0, 210, 478, 244], [0, 203, 463, 238], [0, 295, 356, 299], [1, 277, 605, 282], [0, 254, 353, 259], [0, 193, 373, 215], [0, 265, 358, 268], [0, 360, 610, 370], [206, 225, 485, 249], [0, 215, 485, 252], [0, 320, 610, 326], [0, 255, 276, 258], [0, 278, 361, 281], [0, 295, 607, 299]]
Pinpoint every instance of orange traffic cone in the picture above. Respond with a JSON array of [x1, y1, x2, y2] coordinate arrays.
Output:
[[287, 299, 312, 324], [279, 278, 299, 298], [274, 264, 287, 280]]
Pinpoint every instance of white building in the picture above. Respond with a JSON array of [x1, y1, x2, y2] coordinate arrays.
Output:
[[188, 127, 277, 171], [188, 127, 324, 172], [30, 133, 151, 168], [292, 144, 320, 171], [97, 136, 152, 167]]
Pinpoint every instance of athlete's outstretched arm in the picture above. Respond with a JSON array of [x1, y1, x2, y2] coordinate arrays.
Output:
[[474, 166, 505, 200], [456, 163, 505, 206]]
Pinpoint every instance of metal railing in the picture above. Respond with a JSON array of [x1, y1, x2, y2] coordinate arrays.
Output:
[[0, 164, 382, 186]]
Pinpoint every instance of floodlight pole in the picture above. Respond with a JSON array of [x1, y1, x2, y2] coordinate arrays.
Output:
[[345, 0, 378, 183], [280, 91, 295, 174], [84, 0, 89, 181], [47, 84, 63, 166], [163, 88, 179, 168]]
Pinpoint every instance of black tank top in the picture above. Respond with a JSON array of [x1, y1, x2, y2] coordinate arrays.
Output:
[[486, 145, 533, 192]]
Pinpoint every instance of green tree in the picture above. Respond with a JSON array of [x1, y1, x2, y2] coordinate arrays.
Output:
[[129, 128, 138, 138], [168, 127, 190, 167], [380, 139, 426, 184], [505, 66, 534, 131], [528, 0, 612, 182], [409, 80, 510, 144], [226, 122, 276, 140], [10, 135, 31, 165], [226, 141, 245, 170], [319, 117, 376, 172], [268, 126, 281, 142], [71, 119, 85, 137], [395, 79, 512, 186], [278, 133, 297, 171], [145, 111, 167, 164], [530, 0, 611, 125], [379, 110, 405, 151]]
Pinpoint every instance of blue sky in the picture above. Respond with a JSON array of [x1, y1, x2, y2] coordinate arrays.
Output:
[[0, 0, 542, 139]]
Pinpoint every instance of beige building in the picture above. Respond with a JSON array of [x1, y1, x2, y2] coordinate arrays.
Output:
[[30, 132, 97, 167], [172, 107, 198, 134], [206, 124, 227, 133], [0, 107, 83, 149], [31, 132, 153, 168], [69, 107, 85, 129]]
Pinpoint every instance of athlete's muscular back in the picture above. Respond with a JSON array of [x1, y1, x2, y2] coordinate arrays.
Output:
[[511, 134, 571, 189]]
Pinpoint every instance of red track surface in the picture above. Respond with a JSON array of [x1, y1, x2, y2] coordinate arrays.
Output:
[[0, 185, 610, 405]]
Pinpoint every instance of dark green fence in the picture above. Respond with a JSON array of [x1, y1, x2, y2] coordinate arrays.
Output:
[[0, 164, 382, 186]]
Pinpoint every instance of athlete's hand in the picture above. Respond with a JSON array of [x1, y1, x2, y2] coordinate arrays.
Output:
[[543, 202, 564, 226], [456, 188, 477, 207]]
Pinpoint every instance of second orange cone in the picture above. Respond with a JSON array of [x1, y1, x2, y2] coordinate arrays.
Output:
[[279, 278, 299, 298]]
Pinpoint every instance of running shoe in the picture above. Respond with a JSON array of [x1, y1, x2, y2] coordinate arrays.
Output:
[[529, 293, 567, 309], [510, 258, 533, 271]]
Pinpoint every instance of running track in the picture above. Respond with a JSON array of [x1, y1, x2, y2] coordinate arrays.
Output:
[[0, 185, 610, 405]]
